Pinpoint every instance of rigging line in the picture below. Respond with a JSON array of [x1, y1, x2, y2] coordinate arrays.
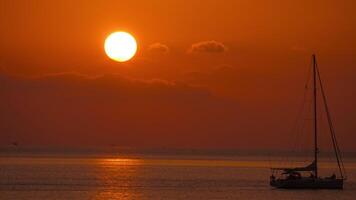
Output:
[[289, 89, 307, 167], [288, 60, 313, 168], [299, 58, 314, 165], [319, 105, 335, 171], [332, 116, 348, 178], [317, 66, 345, 178], [331, 117, 347, 178], [315, 61, 347, 179], [320, 107, 334, 169]]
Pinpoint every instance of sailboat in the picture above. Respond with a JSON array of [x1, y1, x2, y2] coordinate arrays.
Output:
[[269, 55, 346, 189]]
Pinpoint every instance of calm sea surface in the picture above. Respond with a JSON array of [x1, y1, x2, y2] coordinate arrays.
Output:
[[0, 148, 355, 200]]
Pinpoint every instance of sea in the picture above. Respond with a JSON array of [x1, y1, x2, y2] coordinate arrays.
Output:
[[0, 147, 355, 200]]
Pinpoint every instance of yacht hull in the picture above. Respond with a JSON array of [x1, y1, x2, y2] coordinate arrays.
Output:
[[270, 178, 343, 189]]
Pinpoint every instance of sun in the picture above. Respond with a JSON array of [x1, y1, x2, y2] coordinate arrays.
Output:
[[104, 31, 137, 62]]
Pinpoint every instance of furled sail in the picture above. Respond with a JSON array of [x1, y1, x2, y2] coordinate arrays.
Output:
[[272, 160, 316, 173]]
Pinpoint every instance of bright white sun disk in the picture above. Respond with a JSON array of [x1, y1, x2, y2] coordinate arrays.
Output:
[[104, 32, 137, 62]]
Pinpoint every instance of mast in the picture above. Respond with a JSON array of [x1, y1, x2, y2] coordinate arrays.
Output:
[[312, 54, 318, 178]]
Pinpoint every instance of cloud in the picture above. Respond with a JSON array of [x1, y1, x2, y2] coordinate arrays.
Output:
[[148, 43, 169, 54], [189, 40, 228, 53]]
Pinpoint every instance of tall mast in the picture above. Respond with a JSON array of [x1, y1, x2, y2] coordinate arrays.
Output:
[[312, 54, 318, 178]]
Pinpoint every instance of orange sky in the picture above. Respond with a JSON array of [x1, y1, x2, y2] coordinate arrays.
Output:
[[0, 0, 355, 150]]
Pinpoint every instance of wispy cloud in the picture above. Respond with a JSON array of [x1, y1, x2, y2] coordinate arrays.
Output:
[[188, 40, 227, 53], [148, 43, 170, 54]]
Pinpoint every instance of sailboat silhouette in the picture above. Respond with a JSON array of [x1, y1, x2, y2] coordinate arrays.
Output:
[[270, 55, 346, 189]]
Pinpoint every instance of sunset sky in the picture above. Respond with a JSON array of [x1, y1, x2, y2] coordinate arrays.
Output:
[[0, 0, 355, 150]]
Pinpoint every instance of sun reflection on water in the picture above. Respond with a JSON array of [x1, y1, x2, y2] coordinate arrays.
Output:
[[92, 158, 143, 200]]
